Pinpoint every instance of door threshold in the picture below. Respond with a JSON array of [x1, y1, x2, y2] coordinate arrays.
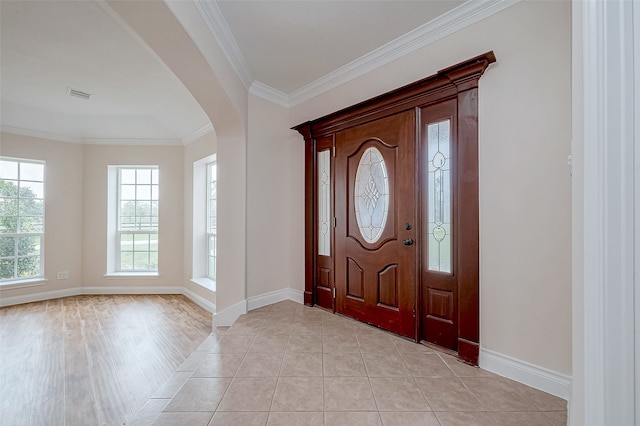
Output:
[[420, 341, 458, 357]]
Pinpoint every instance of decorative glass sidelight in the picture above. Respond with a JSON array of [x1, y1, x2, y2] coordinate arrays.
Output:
[[317, 150, 331, 256], [354, 147, 389, 244], [427, 120, 452, 273]]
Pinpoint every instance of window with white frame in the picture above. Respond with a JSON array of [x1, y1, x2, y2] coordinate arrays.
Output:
[[207, 162, 216, 280], [116, 167, 159, 272], [0, 158, 45, 282]]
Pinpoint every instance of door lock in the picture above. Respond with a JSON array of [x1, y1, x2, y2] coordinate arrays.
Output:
[[403, 238, 414, 246]]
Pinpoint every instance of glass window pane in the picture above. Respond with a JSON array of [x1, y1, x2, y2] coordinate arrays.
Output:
[[0, 180, 19, 197], [136, 201, 151, 217], [20, 181, 44, 199], [134, 233, 150, 252], [120, 201, 135, 217], [151, 185, 159, 201], [120, 252, 133, 270], [0, 216, 18, 233], [134, 252, 149, 270], [137, 169, 151, 184], [120, 233, 133, 252], [208, 235, 216, 256], [0, 160, 18, 180], [17, 256, 39, 278], [0, 197, 18, 217], [149, 252, 158, 270], [121, 169, 136, 184], [17, 236, 40, 257], [120, 185, 136, 200], [208, 257, 216, 279], [317, 150, 331, 255], [150, 234, 158, 252], [354, 147, 389, 244], [0, 258, 15, 279], [19, 198, 44, 216], [137, 185, 151, 200], [151, 168, 159, 185], [20, 162, 44, 181], [20, 216, 43, 233], [427, 119, 452, 273], [0, 236, 15, 257]]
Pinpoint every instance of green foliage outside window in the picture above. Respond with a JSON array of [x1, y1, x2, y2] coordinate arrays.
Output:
[[0, 179, 42, 280]]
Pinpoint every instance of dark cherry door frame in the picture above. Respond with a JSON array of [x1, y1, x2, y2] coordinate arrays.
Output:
[[294, 52, 495, 365]]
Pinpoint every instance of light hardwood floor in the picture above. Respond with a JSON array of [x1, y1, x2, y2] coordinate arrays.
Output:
[[0, 295, 212, 426]]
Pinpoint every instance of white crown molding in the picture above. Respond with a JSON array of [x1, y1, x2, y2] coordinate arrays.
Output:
[[288, 0, 520, 106], [1, 125, 83, 144], [183, 122, 214, 145], [82, 138, 182, 146], [83, 138, 182, 146], [2, 125, 188, 146], [193, 0, 253, 89], [249, 81, 290, 108], [242, 0, 520, 107]]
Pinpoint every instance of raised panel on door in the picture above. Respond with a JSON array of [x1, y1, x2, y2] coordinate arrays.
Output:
[[335, 111, 416, 338]]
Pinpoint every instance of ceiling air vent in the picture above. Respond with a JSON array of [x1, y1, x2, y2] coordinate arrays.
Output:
[[66, 87, 91, 100]]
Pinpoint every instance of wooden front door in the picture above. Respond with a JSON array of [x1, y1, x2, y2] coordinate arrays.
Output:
[[334, 111, 416, 338]]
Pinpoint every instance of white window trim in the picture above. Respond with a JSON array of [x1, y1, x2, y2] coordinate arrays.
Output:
[[106, 165, 159, 276], [192, 154, 216, 290], [0, 157, 45, 285], [206, 160, 217, 281]]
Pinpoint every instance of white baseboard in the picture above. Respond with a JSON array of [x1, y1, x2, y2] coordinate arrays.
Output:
[[0, 287, 81, 307], [213, 288, 304, 327], [247, 287, 304, 311], [0, 285, 216, 316], [480, 347, 572, 401], [213, 299, 247, 327], [81, 286, 183, 295], [182, 288, 216, 313]]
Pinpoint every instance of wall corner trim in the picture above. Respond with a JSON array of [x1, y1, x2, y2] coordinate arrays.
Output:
[[480, 347, 572, 401], [212, 298, 247, 327]]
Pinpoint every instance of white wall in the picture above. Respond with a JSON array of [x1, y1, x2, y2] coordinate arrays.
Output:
[[289, 0, 572, 376], [0, 133, 83, 299], [246, 95, 304, 298], [82, 144, 184, 288]]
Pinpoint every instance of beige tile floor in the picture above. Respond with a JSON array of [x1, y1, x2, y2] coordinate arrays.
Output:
[[126, 300, 567, 426]]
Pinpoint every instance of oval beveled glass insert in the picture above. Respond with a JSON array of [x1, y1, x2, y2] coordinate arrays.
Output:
[[354, 147, 389, 243]]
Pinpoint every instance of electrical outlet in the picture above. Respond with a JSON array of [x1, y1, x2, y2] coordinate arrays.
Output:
[[57, 271, 68, 280]]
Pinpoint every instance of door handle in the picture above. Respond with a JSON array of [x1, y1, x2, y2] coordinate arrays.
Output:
[[403, 238, 414, 246]]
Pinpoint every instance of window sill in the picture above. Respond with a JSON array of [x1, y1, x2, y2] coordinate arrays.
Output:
[[0, 278, 48, 290], [104, 273, 159, 279], [191, 277, 216, 292]]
